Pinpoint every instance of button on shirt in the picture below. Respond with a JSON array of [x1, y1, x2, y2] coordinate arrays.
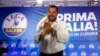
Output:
[[35, 20, 69, 54]]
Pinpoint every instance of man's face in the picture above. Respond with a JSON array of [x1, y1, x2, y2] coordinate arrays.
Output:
[[48, 7, 58, 22]]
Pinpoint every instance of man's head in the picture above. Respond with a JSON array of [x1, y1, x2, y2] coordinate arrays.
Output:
[[48, 5, 58, 22], [0, 41, 4, 45]]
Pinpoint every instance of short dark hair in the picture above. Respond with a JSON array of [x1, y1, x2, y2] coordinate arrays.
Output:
[[48, 5, 58, 13]]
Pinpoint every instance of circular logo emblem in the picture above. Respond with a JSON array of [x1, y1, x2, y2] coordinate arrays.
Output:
[[2, 12, 28, 37]]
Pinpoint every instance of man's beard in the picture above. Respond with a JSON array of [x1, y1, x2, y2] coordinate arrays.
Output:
[[48, 15, 56, 22]]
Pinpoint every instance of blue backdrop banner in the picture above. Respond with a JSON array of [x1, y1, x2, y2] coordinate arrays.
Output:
[[0, 6, 100, 56]]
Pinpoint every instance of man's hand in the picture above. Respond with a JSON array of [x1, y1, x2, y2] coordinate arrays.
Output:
[[44, 22, 51, 33], [39, 29, 47, 41], [44, 22, 57, 37], [50, 28, 57, 37]]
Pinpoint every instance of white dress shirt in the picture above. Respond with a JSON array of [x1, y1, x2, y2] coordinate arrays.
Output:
[[35, 20, 69, 54]]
